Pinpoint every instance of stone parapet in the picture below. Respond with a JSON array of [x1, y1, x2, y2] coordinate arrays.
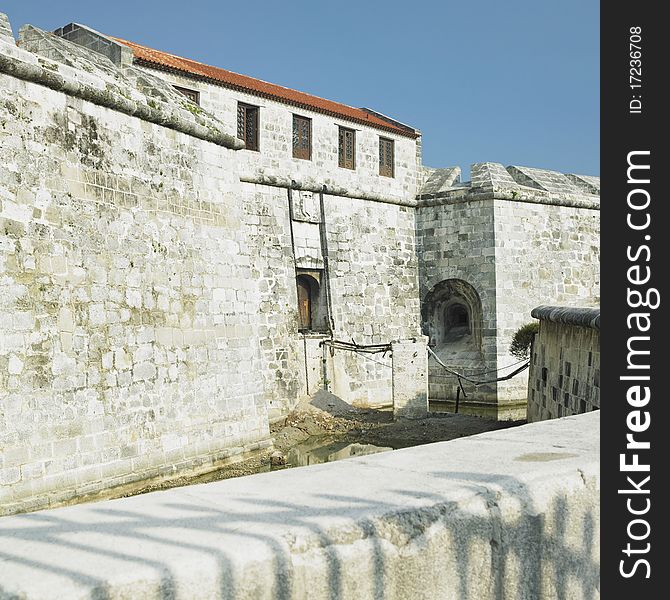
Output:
[[417, 162, 600, 210], [0, 412, 600, 599], [0, 18, 242, 149], [531, 305, 600, 330], [0, 12, 13, 43]]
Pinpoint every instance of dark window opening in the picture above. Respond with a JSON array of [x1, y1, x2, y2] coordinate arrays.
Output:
[[293, 115, 312, 160], [173, 86, 200, 105], [338, 127, 356, 169], [237, 103, 259, 151], [379, 137, 394, 177]]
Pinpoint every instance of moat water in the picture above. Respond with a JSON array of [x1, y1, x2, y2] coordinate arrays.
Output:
[[286, 436, 393, 467]]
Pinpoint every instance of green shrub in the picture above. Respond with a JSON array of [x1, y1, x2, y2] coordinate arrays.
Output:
[[509, 322, 540, 360]]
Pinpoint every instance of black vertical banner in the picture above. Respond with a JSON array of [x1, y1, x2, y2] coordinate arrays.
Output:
[[601, 2, 667, 595]]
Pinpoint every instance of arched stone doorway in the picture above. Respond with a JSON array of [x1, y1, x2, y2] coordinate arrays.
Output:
[[421, 279, 492, 404]]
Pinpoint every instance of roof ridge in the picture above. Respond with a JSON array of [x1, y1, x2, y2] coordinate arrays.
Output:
[[113, 36, 361, 111], [112, 36, 254, 80], [111, 36, 418, 138]]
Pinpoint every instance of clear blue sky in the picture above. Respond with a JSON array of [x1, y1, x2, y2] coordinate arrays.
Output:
[[3, 1, 599, 177]]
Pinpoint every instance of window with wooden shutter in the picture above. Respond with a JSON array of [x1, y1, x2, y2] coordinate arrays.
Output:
[[296, 271, 327, 332], [292, 115, 312, 160], [338, 127, 356, 170], [173, 85, 200, 105], [379, 137, 395, 177], [297, 276, 313, 330], [237, 103, 259, 151]]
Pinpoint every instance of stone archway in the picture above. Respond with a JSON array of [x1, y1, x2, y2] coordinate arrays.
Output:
[[422, 279, 492, 404]]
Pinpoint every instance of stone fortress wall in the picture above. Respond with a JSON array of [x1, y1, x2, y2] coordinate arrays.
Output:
[[527, 306, 600, 422], [116, 27, 600, 417], [0, 13, 599, 513], [417, 163, 599, 418], [1, 21, 269, 514], [130, 65, 421, 203], [0, 17, 422, 514]]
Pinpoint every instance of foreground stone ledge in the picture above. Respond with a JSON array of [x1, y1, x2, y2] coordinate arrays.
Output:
[[0, 413, 599, 600]]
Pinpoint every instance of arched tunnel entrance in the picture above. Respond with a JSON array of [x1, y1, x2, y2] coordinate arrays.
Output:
[[422, 279, 482, 351], [421, 279, 495, 405]]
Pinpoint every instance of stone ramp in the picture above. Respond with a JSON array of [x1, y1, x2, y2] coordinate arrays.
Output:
[[0, 413, 599, 600]]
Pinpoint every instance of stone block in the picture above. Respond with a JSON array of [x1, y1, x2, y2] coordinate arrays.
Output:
[[392, 337, 428, 419]]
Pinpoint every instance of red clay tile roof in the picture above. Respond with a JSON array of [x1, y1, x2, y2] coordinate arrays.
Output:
[[112, 36, 419, 139]]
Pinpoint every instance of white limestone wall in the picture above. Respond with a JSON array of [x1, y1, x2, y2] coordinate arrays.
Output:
[[417, 192, 599, 413], [392, 337, 429, 419], [325, 194, 421, 407], [527, 309, 600, 422], [416, 199, 498, 404], [234, 185, 422, 411], [0, 70, 274, 515], [132, 64, 425, 411], [493, 200, 600, 403]]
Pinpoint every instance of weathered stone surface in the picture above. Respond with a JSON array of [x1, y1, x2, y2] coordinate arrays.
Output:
[[0, 23, 241, 149], [0, 63, 265, 515], [0, 11, 13, 42], [507, 165, 588, 196], [418, 166, 461, 196], [565, 173, 600, 195], [292, 220, 323, 269], [136, 63, 422, 205], [418, 162, 599, 210], [471, 161, 518, 191], [392, 338, 429, 419], [528, 307, 600, 422], [491, 199, 599, 404], [417, 198, 499, 404], [417, 174, 599, 409], [290, 189, 321, 223], [303, 336, 326, 397], [0, 13, 424, 511], [531, 305, 600, 329], [0, 412, 600, 600]]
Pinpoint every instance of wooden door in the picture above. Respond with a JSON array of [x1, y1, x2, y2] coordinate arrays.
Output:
[[297, 277, 312, 330]]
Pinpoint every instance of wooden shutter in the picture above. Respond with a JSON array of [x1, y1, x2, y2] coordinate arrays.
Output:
[[293, 115, 311, 160], [297, 277, 312, 330], [237, 104, 259, 151], [379, 137, 394, 177], [173, 86, 200, 105], [338, 127, 355, 169]]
